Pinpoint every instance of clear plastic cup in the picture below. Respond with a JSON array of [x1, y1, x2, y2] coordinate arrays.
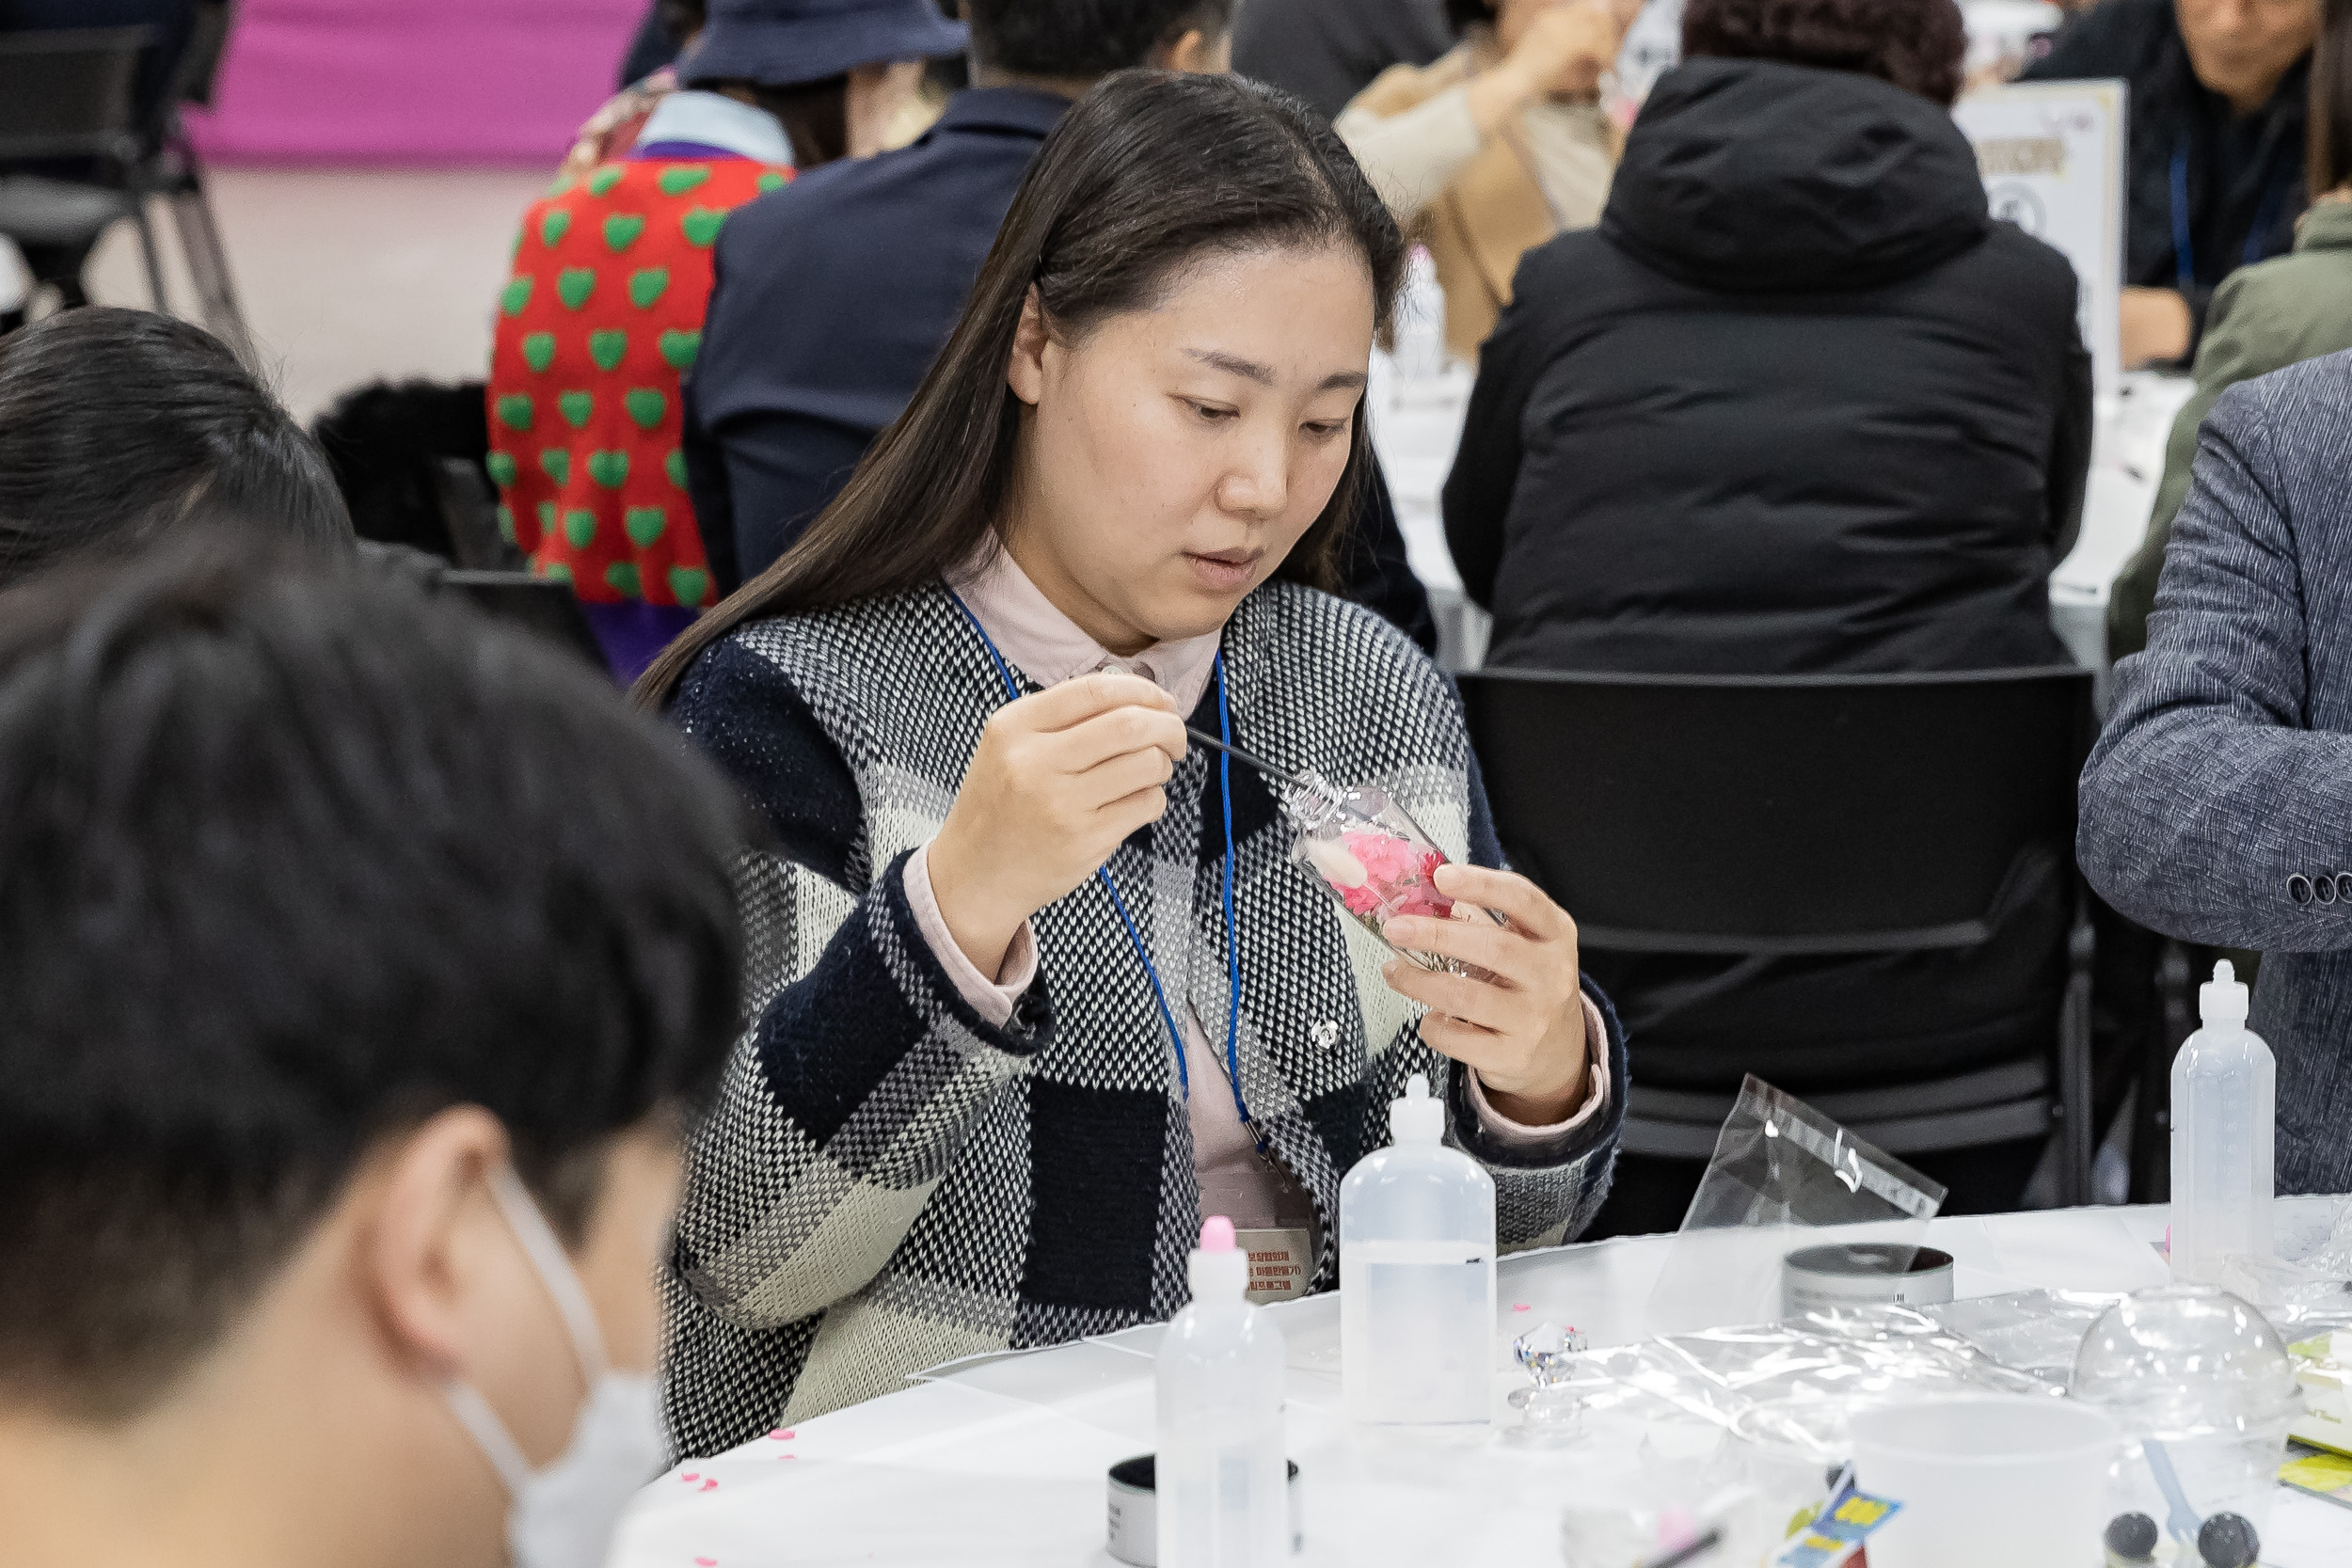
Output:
[[1850, 1396, 2117, 1568], [2070, 1285, 2302, 1562], [1733, 1399, 1849, 1547]]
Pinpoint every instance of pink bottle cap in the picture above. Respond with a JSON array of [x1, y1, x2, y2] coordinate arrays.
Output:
[[1200, 1215, 1236, 1252]]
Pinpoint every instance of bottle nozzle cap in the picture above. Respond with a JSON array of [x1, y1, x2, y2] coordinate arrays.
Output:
[[1186, 1213, 1248, 1303], [1390, 1071, 1445, 1142], [2200, 958, 2249, 1025]]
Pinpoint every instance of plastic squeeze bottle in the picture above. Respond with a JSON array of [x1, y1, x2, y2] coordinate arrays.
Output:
[[2170, 960, 2276, 1280], [1156, 1215, 1288, 1568], [1340, 1073, 1497, 1425]]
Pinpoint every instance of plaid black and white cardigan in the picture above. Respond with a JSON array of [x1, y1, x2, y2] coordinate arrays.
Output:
[[660, 578, 1628, 1457]]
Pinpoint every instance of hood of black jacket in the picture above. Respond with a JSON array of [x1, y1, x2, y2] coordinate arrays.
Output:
[[1602, 56, 1990, 293]]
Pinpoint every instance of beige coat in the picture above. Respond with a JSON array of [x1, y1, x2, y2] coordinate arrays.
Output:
[[1338, 40, 1619, 359]]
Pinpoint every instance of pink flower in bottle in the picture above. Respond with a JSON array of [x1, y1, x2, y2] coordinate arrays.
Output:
[[1336, 831, 1452, 924]]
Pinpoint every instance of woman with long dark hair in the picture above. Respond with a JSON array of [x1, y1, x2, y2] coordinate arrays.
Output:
[[643, 70, 1625, 1455]]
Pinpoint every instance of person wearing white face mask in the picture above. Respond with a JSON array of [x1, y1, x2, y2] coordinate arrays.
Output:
[[0, 546, 746, 1568], [443, 1166, 675, 1568]]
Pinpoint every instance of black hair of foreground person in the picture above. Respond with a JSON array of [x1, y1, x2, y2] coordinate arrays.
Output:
[[1680, 0, 1967, 106], [638, 68, 1403, 705], [0, 546, 745, 1419], [0, 309, 351, 587]]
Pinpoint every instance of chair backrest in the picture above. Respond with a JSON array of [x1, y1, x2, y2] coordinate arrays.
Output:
[[0, 28, 151, 160], [440, 570, 609, 672], [435, 458, 524, 571], [1457, 667, 2094, 955], [173, 2, 236, 111]]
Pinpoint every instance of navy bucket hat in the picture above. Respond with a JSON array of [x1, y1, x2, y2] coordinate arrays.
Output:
[[683, 0, 969, 87]]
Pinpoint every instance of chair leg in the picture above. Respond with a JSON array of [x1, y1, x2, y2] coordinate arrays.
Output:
[[2058, 889, 2097, 1206], [168, 155, 251, 360], [131, 198, 169, 318]]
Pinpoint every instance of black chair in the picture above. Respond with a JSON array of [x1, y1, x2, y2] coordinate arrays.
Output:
[[149, 0, 250, 356], [0, 5, 248, 351], [441, 570, 608, 672], [435, 456, 526, 572], [0, 27, 167, 310], [1458, 667, 2101, 1206]]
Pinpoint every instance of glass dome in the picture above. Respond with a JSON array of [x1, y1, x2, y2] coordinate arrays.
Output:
[[2069, 1286, 2301, 1565], [2069, 1285, 2300, 1436]]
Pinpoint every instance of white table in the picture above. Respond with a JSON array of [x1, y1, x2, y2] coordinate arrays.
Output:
[[1366, 352, 2198, 691], [612, 1197, 2352, 1566]]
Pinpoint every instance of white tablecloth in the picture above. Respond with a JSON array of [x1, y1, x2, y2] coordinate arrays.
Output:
[[612, 1196, 2352, 1567], [1366, 353, 2199, 688]]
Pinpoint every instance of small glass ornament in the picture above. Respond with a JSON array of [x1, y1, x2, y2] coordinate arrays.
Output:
[[1280, 770, 1494, 974], [1504, 1319, 1587, 1447]]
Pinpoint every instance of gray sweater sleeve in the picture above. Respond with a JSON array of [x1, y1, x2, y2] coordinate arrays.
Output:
[[2078, 373, 2352, 951]]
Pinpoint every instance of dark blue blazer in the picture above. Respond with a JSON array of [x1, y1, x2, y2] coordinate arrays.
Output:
[[682, 87, 1435, 649], [685, 88, 1069, 586]]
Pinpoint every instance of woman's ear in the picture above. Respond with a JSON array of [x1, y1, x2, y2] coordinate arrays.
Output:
[[1006, 286, 1052, 407], [1155, 27, 1232, 74], [356, 1106, 513, 1380]]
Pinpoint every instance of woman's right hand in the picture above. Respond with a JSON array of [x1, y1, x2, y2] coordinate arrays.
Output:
[[928, 672, 1188, 979], [1472, 1, 1624, 133]]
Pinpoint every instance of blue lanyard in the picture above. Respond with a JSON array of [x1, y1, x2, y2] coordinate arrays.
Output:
[[946, 592, 1256, 1143], [2170, 139, 2288, 293]]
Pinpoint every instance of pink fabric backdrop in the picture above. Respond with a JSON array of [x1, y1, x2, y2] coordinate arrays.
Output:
[[186, 0, 646, 164]]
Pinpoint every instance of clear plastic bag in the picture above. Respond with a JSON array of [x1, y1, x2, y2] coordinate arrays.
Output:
[[1645, 1078, 1949, 1336], [1543, 1307, 2063, 1565]]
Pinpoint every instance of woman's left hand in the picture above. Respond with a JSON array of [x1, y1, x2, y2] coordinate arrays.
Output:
[[1378, 863, 1590, 1125]]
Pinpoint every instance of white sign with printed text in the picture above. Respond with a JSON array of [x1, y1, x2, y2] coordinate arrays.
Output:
[[1954, 79, 2126, 396]]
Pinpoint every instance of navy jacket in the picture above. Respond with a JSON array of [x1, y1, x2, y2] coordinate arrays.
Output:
[[684, 87, 1436, 648], [686, 88, 1064, 581]]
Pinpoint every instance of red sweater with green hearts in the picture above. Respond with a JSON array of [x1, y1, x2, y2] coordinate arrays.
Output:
[[486, 157, 789, 608]]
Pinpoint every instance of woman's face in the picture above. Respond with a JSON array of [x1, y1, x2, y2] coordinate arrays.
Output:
[[2175, 0, 2319, 112], [1000, 244, 1376, 656]]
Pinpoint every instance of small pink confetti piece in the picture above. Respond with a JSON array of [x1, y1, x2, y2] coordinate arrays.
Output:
[[696, 1559, 718, 1565], [701, 1479, 719, 1492], [1511, 1303, 1531, 1312], [780, 1452, 796, 1460], [768, 1428, 795, 1439], [680, 1472, 699, 1482]]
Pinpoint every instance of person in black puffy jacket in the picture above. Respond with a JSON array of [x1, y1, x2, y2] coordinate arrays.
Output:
[[1443, 0, 2094, 1230], [1446, 0, 2090, 676]]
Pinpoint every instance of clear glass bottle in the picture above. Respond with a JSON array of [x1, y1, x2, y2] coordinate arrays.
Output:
[[1282, 771, 1477, 974]]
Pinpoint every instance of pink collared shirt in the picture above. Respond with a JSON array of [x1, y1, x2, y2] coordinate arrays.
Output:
[[905, 546, 1609, 1227]]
